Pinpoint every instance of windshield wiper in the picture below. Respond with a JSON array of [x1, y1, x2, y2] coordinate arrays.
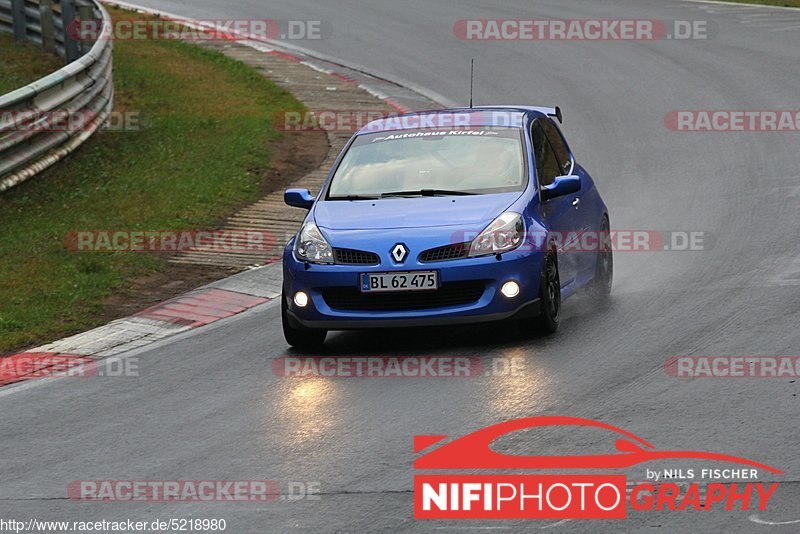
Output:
[[327, 194, 379, 201], [380, 189, 477, 198]]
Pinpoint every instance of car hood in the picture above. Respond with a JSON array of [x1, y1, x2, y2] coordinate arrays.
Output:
[[314, 193, 521, 230]]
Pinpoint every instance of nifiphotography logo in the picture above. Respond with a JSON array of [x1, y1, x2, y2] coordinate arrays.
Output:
[[413, 417, 782, 520]]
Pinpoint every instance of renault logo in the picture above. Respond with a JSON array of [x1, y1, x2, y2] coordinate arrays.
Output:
[[391, 243, 408, 263]]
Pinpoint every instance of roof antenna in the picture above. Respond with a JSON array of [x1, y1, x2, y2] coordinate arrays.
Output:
[[469, 58, 474, 109]]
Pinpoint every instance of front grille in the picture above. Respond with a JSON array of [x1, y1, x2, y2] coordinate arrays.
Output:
[[321, 281, 486, 311], [333, 248, 380, 265], [419, 243, 470, 263]]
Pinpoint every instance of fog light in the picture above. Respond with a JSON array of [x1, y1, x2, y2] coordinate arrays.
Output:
[[293, 291, 309, 308], [501, 281, 520, 298]]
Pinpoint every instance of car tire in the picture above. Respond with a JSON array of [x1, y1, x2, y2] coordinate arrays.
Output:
[[537, 252, 561, 333], [282, 291, 327, 351], [519, 251, 560, 335], [587, 216, 613, 303]]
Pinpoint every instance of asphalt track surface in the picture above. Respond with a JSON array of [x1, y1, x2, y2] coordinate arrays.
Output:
[[2, 0, 800, 531]]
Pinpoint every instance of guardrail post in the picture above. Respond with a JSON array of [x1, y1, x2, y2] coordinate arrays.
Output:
[[10, 0, 27, 41], [62, 0, 81, 62], [77, 4, 94, 54], [40, 0, 56, 53]]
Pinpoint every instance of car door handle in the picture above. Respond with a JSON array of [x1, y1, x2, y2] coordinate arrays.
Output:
[[572, 198, 580, 207]]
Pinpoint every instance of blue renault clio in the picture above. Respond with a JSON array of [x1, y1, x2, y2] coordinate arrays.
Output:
[[281, 107, 611, 349]]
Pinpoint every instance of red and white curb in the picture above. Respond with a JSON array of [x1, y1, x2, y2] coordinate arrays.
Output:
[[137, 288, 267, 328]]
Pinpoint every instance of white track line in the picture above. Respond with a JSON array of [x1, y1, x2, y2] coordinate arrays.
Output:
[[749, 514, 800, 525], [682, 0, 800, 11]]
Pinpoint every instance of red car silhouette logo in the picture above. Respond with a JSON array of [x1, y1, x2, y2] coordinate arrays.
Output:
[[414, 416, 782, 473]]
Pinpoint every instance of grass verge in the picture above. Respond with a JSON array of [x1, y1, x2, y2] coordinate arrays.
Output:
[[0, 8, 311, 353], [0, 33, 64, 94]]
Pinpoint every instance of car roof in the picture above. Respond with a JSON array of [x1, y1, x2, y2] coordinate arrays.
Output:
[[356, 105, 560, 135]]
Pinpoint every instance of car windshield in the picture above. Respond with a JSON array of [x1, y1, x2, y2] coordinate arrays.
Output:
[[327, 127, 526, 199]]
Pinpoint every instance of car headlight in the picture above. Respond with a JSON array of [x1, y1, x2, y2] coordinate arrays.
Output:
[[295, 222, 333, 264], [468, 212, 524, 257]]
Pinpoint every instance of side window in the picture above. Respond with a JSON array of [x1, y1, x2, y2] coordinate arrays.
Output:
[[531, 122, 561, 187], [539, 119, 572, 175]]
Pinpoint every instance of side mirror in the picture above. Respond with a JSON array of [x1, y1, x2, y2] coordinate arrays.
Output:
[[542, 175, 581, 201], [285, 188, 315, 209]]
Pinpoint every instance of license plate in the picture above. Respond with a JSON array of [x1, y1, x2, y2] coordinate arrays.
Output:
[[360, 271, 439, 293]]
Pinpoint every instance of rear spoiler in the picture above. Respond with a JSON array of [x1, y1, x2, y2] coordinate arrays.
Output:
[[544, 106, 563, 124], [476, 105, 563, 124]]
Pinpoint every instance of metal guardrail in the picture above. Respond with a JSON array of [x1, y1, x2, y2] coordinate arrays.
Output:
[[0, 0, 113, 193]]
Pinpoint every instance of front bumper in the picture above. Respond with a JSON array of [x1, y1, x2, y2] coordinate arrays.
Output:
[[283, 243, 544, 330]]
